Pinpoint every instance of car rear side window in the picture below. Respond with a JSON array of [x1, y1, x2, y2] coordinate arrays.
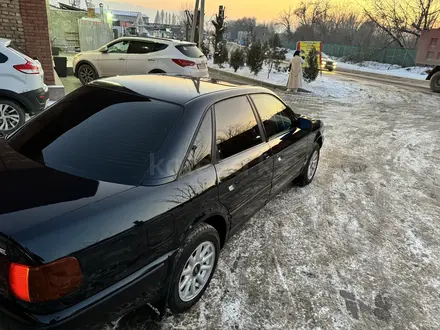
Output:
[[128, 41, 168, 54], [0, 53, 7, 63], [7, 86, 183, 185], [250, 94, 296, 138], [215, 96, 262, 160], [181, 110, 212, 175], [175, 45, 204, 58]]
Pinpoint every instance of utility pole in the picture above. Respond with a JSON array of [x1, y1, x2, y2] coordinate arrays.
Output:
[[198, 0, 205, 48], [190, 0, 199, 43]]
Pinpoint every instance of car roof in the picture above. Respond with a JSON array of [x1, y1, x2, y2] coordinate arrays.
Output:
[[112, 36, 195, 46], [93, 75, 270, 105]]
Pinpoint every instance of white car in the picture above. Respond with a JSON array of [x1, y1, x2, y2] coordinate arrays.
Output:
[[0, 38, 48, 134], [73, 37, 209, 85]]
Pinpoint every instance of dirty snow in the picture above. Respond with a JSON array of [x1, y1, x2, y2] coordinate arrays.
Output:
[[106, 71, 440, 330]]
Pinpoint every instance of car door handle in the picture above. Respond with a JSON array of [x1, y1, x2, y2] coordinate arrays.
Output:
[[228, 184, 235, 192], [278, 156, 283, 162], [148, 59, 155, 61], [119, 58, 125, 60]]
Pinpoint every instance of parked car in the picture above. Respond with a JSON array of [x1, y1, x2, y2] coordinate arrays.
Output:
[[0, 75, 323, 329], [321, 52, 336, 71], [73, 37, 209, 85], [0, 38, 48, 135]]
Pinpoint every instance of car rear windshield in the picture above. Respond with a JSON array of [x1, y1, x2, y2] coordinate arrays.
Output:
[[7, 85, 183, 185], [175, 44, 204, 58]]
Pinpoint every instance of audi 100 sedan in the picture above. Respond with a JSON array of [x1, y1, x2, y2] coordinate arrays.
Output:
[[0, 75, 324, 329]]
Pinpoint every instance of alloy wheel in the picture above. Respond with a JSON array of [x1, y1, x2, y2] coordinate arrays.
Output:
[[0, 104, 20, 131], [307, 150, 319, 180], [80, 67, 95, 83], [178, 241, 216, 302]]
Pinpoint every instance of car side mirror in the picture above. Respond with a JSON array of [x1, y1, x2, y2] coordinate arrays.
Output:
[[101, 46, 108, 53], [297, 117, 312, 130]]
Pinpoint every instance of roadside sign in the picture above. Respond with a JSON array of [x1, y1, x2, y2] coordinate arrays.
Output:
[[297, 41, 322, 67]]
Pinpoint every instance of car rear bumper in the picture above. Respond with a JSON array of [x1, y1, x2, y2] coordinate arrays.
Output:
[[0, 252, 173, 330], [186, 67, 209, 78], [20, 86, 49, 115]]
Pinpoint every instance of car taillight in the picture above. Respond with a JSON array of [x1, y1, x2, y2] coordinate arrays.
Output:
[[13, 60, 40, 74], [172, 59, 196, 67], [9, 257, 83, 302]]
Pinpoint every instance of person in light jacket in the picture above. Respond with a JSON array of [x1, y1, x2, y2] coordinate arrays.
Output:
[[287, 51, 304, 92]]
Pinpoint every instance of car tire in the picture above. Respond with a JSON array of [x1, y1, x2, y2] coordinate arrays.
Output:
[[430, 71, 440, 93], [296, 142, 320, 186], [168, 223, 220, 314], [78, 63, 98, 85], [149, 69, 166, 74], [0, 99, 26, 135]]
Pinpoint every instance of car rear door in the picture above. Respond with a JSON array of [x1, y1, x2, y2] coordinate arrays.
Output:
[[97, 40, 129, 77], [250, 93, 310, 196], [214, 95, 273, 232], [126, 41, 168, 74]]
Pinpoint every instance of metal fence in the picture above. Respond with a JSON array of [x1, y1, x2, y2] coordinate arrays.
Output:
[[323, 44, 417, 67], [78, 19, 113, 52], [283, 42, 417, 67]]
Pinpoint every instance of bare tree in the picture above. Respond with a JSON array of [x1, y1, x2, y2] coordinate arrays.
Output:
[[179, 1, 194, 41], [362, 0, 440, 48], [278, 6, 295, 40], [294, 0, 332, 26]]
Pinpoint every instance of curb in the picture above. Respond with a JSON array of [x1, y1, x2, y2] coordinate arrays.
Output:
[[208, 67, 311, 93]]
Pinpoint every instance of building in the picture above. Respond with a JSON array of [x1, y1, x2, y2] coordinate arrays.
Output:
[[0, 0, 54, 84], [94, 7, 148, 37]]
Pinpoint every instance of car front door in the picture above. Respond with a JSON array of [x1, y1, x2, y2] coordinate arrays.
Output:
[[250, 93, 310, 196], [214, 96, 273, 232], [97, 40, 129, 77]]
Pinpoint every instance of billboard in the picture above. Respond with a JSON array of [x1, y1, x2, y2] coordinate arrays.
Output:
[[297, 41, 322, 67]]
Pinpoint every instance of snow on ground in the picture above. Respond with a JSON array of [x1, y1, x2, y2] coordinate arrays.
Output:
[[335, 60, 430, 81], [102, 70, 440, 330], [208, 60, 428, 105]]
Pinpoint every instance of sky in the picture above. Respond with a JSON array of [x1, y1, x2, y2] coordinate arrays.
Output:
[[99, 0, 320, 21]]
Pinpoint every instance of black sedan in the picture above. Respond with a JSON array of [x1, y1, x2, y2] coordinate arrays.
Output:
[[0, 75, 324, 329]]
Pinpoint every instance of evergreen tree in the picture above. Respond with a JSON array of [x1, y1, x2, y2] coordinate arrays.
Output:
[[247, 41, 264, 75], [265, 33, 287, 78], [172, 13, 176, 25], [154, 11, 160, 24], [160, 10, 165, 24], [229, 48, 245, 72], [201, 41, 210, 57], [303, 47, 319, 83]]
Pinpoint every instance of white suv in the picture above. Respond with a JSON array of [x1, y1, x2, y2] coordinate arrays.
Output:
[[73, 37, 209, 85], [0, 38, 48, 134]]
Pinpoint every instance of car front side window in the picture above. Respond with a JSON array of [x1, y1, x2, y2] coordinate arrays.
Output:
[[215, 96, 262, 160], [107, 41, 129, 54], [251, 94, 296, 139]]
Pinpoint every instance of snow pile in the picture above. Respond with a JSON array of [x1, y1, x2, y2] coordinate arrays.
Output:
[[335, 60, 430, 80], [208, 59, 290, 85]]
